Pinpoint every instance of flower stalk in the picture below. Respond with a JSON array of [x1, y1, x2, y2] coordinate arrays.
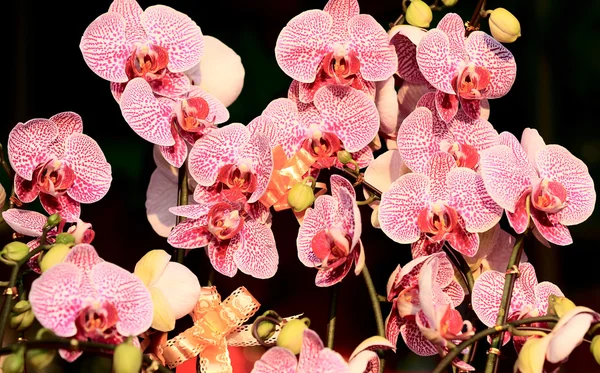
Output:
[[174, 163, 189, 264], [326, 283, 340, 349], [361, 264, 386, 373]]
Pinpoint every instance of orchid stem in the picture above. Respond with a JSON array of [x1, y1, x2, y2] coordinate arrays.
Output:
[[339, 169, 382, 198], [483, 231, 527, 373], [174, 163, 189, 264], [361, 264, 386, 373], [356, 194, 379, 206], [326, 283, 340, 349], [0, 144, 14, 180], [467, 0, 487, 35]]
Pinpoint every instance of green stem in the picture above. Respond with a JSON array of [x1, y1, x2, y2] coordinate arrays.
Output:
[[174, 164, 189, 264], [339, 168, 382, 198], [356, 194, 379, 206], [484, 232, 527, 373], [0, 337, 172, 373], [432, 316, 559, 373], [361, 265, 386, 373], [207, 267, 215, 287], [0, 144, 14, 180], [326, 284, 340, 349]]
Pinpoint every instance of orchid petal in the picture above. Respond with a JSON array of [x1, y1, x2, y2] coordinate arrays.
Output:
[[2, 209, 47, 237], [108, 0, 145, 44], [146, 167, 177, 237], [434, 90, 459, 123], [323, 0, 359, 42], [401, 321, 438, 356], [425, 152, 455, 202], [515, 335, 552, 373], [151, 71, 191, 98], [315, 258, 354, 287], [242, 132, 273, 203], [397, 81, 431, 125], [256, 98, 306, 157], [80, 12, 130, 83], [520, 128, 546, 171], [251, 347, 297, 373], [148, 286, 176, 332], [152, 262, 201, 319], [275, 10, 333, 83], [207, 238, 238, 277], [187, 86, 230, 124], [315, 349, 350, 373], [547, 313, 593, 363], [348, 14, 397, 81], [436, 13, 467, 59], [450, 111, 499, 153], [167, 216, 211, 249], [530, 207, 573, 246], [363, 150, 408, 197], [348, 350, 379, 373], [445, 217, 480, 257], [133, 249, 171, 287], [389, 25, 427, 83], [534, 282, 563, 314], [14, 175, 39, 203], [417, 28, 463, 94], [411, 236, 443, 259], [111, 81, 126, 103], [506, 189, 531, 234], [39, 194, 81, 223], [444, 281, 465, 308], [385, 301, 403, 345], [159, 126, 187, 168], [472, 270, 507, 327], [375, 77, 399, 136], [297, 196, 337, 267], [458, 97, 481, 121], [59, 349, 83, 363], [234, 220, 278, 279], [141, 5, 203, 73], [297, 329, 325, 372], [63, 244, 104, 272], [48, 112, 84, 158], [8, 119, 57, 180], [169, 204, 210, 220], [350, 336, 396, 361]]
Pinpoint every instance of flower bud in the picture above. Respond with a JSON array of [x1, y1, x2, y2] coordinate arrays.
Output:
[[10, 308, 35, 331], [336, 150, 353, 165], [0, 183, 6, 210], [405, 0, 433, 28], [256, 320, 277, 340], [276, 318, 310, 355], [26, 348, 56, 371], [287, 182, 315, 213], [441, 0, 459, 6], [46, 213, 61, 228], [592, 335, 600, 366], [112, 339, 142, 373], [55, 232, 76, 245], [488, 8, 521, 43], [514, 336, 550, 373], [547, 295, 576, 318], [39, 244, 71, 273], [12, 300, 31, 314], [1, 242, 30, 262], [2, 349, 25, 373]]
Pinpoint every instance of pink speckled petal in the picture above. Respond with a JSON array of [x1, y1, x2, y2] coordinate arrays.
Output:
[[151, 71, 191, 99], [434, 254, 455, 289], [534, 282, 563, 314], [375, 77, 399, 136], [111, 81, 126, 103], [417, 29, 463, 94], [141, 5, 203, 73], [385, 300, 403, 345], [63, 244, 104, 273], [506, 189, 531, 234], [8, 119, 58, 180], [59, 349, 83, 363], [90, 261, 153, 336], [448, 168, 502, 232], [458, 97, 481, 121], [379, 173, 429, 244], [323, 0, 359, 42], [337, 187, 361, 249], [251, 347, 297, 373], [187, 87, 230, 124], [234, 220, 278, 279], [389, 25, 427, 83], [348, 15, 397, 81], [2, 209, 47, 237], [314, 349, 351, 373], [397, 107, 451, 174], [530, 207, 573, 246], [169, 204, 209, 220], [108, 0, 146, 44], [29, 262, 83, 337], [275, 10, 333, 83], [520, 128, 546, 171], [188, 123, 249, 186], [80, 12, 130, 83], [450, 110, 498, 153], [411, 236, 443, 258], [315, 257, 354, 287], [193, 185, 221, 206], [436, 13, 467, 59], [48, 112, 84, 158], [425, 152, 455, 203], [348, 145, 374, 169], [39, 194, 81, 223], [297, 196, 337, 267], [146, 168, 177, 237], [256, 98, 306, 157], [446, 217, 480, 257], [330, 174, 356, 202], [401, 320, 438, 356], [314, 85, 379, 152], [348, 350, 379, 373], [167, 216, 211, 249], [536, 145, 596, 226], [242, 133, 274, 203], [465, 32, 516, 98], [444, 281, 465, 308], [207, 239, 238, 278], [120, 78, 175, 146], [472, 269, 505, 326], [297, 329, 325, 372], [63, 133, 112, 203], [434, 90, 459, 123], [159, 126, 187, 168], [14, 175, 40, 203]]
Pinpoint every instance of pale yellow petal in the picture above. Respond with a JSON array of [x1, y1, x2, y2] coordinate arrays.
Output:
[[150, 287, 176, 332], [134, 250, 171, 286], [153, 262, 201, 319]]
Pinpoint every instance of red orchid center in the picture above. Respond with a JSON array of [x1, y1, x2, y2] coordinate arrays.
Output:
[[33, 159, 76, 197], [301, 131, 342, 169], [216, 163, 257, 195], [76, 302, 119, 340], [207, 202, 244, 240], [311, 227, 351, 269], [439, 307, 464, 337], [177, 97, 215, 133], [322, 43, 361, 84], [397, 287, 420, 318], [456, 64, 491, 99], [443, 142, 480, 169], [417, 202, 459, 242], [126, 43, 169, 81], [531, 178, 567, 213]]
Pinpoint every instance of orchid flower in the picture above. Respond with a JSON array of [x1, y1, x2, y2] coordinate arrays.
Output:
[[134, 250, 201, 332], [29, 244, 153, 362], [8, 112, 112, 222], [80, 0, 202, 100], [250, 84, 379, 170], [479, 129, 596, 245], [379, 152, 502, 257], [297, 175, 364, 287], [275, 0, 397, 103], [397, 92, 499, 174], [416, 13, 516, 122]]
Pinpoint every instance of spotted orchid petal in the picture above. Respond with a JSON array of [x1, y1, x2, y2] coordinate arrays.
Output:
[[146, 166, 177, 237], [348, 350, 379, 373], [350, 336, 396, 361], [186, 86, 230, 124], [389, 25, 427, 83], [159, 126, 187, 168], [434, 90, 459, 124], [465, 32, 516, 99], [314, 85, 379, 152], [8, 119, 58, 180], [348, 15, 397, 81], [2, 209, 47, 237], [546, 307, 600, 363], [444, 281, 465, 308], [151, 71, 191, 99], [241, 132, 273, 203], [80, 12, 130, 83], [385, 300, 404, 345], [530, 208, 573, 246], [140, 5, 203, 73], [298, 329, 337, 373], [251, 347, 298, 373], [375, 77, 399, 136], [169, 204, 210, 220], [436, 13, 468, 60], [315, 257, 354, 287], [64, 244, 104, 272], [253, 98, 306, 157], [275, 10, 333, 83], [401, 320, 438, 356], [233, 220, 278, 279], [534, 282, 563, 314], [297, 195, 337, 267], [425, 152, 455, 202], [417, 29, 464, 94], [348, 145, 375, 168], [167, 215, 211, 249], [108, 0, 145, 44], [14, 175, 39, 203], [64, 133, 112, 203], [333, 180, 361, 249], [39, 194, 81, 223], [445, 217, 480, 257], [323, 0, 359, 42], [206, 238, 238, 278], [450, 110, 499, 153], [48, 112, 84, 158]]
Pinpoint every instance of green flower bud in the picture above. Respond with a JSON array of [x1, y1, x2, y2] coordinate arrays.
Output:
[[46, 213, 61, 228], [10, 309, 35, 331], [547, 295, 576, 318], [39, 244, 71, 273], [256, 320, 277, 340], [405, 0, 433, 28], [488, 8, 521, 43], [592, 335, 600, 366], [112, 339, 142, 373], [287, 182, 315, 213], [12, 300, 31, 314], [336, 150, 353, 165], [55, 232, 76, 245], [26, 348, 56, 371], [276, 318, 310, 355], [441, 0, 459, 6], [1, 242, 30, 262], [2, 350, 25, 373]]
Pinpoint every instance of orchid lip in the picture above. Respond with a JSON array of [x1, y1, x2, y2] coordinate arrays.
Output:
[[33, 159, 76, 197], [301, 132, 342, 169], [76, 301, 119, 340], [207, 202, 244, 241], [417, 202, 459, 242], [456, 64, 491, 100], [531, 178, 567, 213], [311, 227, 352, 270], [126, 43, 169, 81], [216, 163, 257, 196]]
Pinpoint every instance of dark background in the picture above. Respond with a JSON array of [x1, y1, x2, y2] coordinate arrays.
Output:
[[3, 0, 600, 372]]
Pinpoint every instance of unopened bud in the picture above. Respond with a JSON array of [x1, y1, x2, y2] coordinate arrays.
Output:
[[276, 318, 310, 355], [55, 232, 75, 245], [46, 213, 61, 228], [1, 241, 30, 262], [441, 0, 459, 6], [26, 348, 56, 371], [12, 300, 31, 314], [10, 308, 35, 331], [287, 181, 315, 213], [488, 8, 521, 43], [112, 338, 142, 373], [405, 0, 433, 28], [336, 150, 353, 165], [39, 244, 71, 273], [547, 295, 576, 318], [2, 349, 25, 373], [592, 336, 600, 366], [256, 320, 277, 341]]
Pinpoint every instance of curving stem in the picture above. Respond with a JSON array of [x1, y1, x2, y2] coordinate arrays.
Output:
[[361, 264, 386, 373], [326, 283, 340, 349], [173, 163, 189, 264]]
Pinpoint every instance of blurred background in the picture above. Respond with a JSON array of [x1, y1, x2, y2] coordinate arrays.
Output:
[[3, 0, 599, 372]]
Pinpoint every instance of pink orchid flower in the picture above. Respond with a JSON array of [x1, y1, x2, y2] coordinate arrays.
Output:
[[479, 129, 596, 246], [297, 175, 364, 287], [250, 84, 379, 170], [80, 0, 203, 100], [385, 253, 465, 358], [472, 262, 563, 347], [379, 152, 503, 257], [252, 329, 394, 373], [29, 244, 153, 362], [8, 112, 112, 222], [416, 13, 516, 123], [397, 92, 499, 174], [275, 0, 397, 103]]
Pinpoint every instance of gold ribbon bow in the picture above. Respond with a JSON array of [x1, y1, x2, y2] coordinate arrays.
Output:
[[156, 286, 260, 371]]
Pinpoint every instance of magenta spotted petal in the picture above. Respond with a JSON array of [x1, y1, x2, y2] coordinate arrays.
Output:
[[242, 132, 273, 203], [250, 98, 306, 157], [8, 119, 58, 180], [2, 209, 47, 237], [297, 195, 337, 267], [108, 0, 145, 44], [167, 216, 211, 249], [151, 71, 191, 99], [347, 15, 397, 81], [324, 0, 359, 42], [389, 25, 427, 84], [417, 28, 464, 94], [48, 112, 84, 158], [40, 194, 82, 223], [232, 220, 278, 279], [252, 347, 297, 373], [159, 126, 188, 168], [401, 320, 438, 356]]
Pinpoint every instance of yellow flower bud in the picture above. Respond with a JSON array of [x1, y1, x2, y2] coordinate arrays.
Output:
[[276, 318, 310, 355], [547, 295, 576, 318], [112, 339, 142, 373], [26, 348, 56, 371], [336, 150, 353, 165], [39, 244, 71, 273], [592, 335, 600, 366], [488, 8, 521, 43], [256, 320, 277, 340], [1, 242, 30, 262], [2, 350, 25, 373], [12, 300, 31, 314], [405, 0, 433, 28], [514, 336, 551, 373], [441, 0, 459, 6], [287, 182, 315, 213], [10, 308, 35, 331]]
